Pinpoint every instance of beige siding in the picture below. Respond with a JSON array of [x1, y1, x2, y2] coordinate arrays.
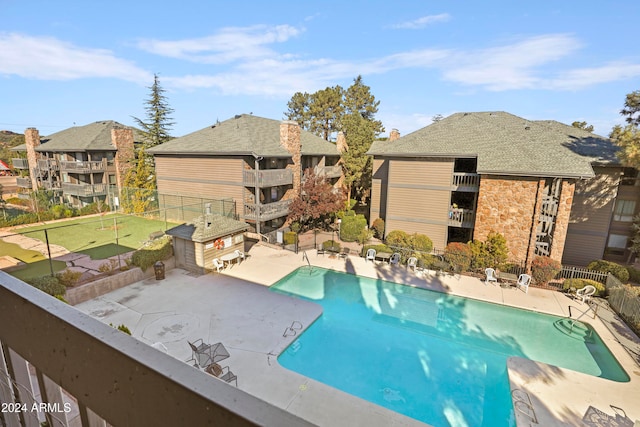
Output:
[[563, 167, 620, 265], [370, 158, 388, 224], [174, 238, 199, 273], [154, 156, 245, 204], [384, 158, 453, 249]]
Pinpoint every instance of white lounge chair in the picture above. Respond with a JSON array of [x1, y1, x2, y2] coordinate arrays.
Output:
[[213, 258, 224, 273], [234, 250, 245, 263], [485, 268, 498, 285], [576, 285, 596, 304], [366, 249, 376, 262], [516, 274, 532, 293], [389, 253, 401, 266], [407, 257, 418, 271]]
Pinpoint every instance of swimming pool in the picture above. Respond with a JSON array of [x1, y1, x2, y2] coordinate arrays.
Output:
[[271, 267, 628, 427]]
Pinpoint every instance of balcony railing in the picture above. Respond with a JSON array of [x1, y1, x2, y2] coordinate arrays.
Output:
[[59, 160, 105, 173], [452, 173, 480, 192], [0, 272, 309, 427], [243, 199, 292, 221], [448, 207, 475, 228], [243, 169, 293, 187], [15, 177, 32, 188], [61, 182, 107, 197], [11, 158, 29, 169], [38, 158, 59, 171], [314, 164, 342, 179]]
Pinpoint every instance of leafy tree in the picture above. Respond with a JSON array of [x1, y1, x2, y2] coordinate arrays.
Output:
[[612, 89, 640, 168], [571, 121, 594, 132], [122, 148, 157, 214], [287, 169, 346, 231]]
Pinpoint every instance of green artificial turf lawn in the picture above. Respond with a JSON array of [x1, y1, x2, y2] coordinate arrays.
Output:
[[0, 239, 66, 280], [16, 213, 177, 260]]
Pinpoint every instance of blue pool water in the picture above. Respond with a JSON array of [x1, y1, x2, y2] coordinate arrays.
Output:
[[271, 267, 628, 427]]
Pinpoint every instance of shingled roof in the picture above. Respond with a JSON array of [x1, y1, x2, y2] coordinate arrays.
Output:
[[27, 121, 139, 152], [367, 112, 620, 178], [147, 114, 338, 157], [165, 214, 249, 243]]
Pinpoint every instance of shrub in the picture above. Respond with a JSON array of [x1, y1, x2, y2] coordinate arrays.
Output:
[[444, 242, 472, 272], [56, 269, 83, 287], [531, 256, 562, 285], [410, 233, 433, 253], [371, 218, 385, 239], [627, 266, 640, 284], [131, 236, 173, 271], [340, 213, 367, 242], [469, 231, 509, 270], [27, 276, 66, 297], [322, 240, 341, 250], [563, 278, 606, 296], [98, 259, 119, 274], [361, 244, 391, 257], [358, 228, 374, 245], [385, 230, 410, 248], [283, 231, 297, 245], [587, 260, 629, 283]]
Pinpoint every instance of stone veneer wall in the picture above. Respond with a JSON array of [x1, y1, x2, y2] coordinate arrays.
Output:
[[279, 120, 301, 201], [548, 179, 575, 262], [24, 128, 40, 190], [474, 175, 543, 264], [111, 127, 135, 191]]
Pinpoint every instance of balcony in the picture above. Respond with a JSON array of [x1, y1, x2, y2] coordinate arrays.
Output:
[[0, 272, 307, 427], [61, 182, 108, 197], [314, 164, 342, 179], [243, 169, 293, 187], [11, 158, 29, 169], [452, 173, 480, 192], [59, 160, 105, 173], [16, 177, 32, 188], [448, 207, 475, 228], [38, 158, 59, 171], [243, 199, 292, 221]]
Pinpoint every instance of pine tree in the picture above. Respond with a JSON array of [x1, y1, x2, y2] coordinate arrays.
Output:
[[341, 112, 375, 203], [133, 74, 174, 149], [612, 89, 640, 168]]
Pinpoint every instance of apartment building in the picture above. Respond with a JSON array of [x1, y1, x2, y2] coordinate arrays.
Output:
[[368, 112, 632, 267], [148, 114, 342, 235], [12, 121, 136, 208]]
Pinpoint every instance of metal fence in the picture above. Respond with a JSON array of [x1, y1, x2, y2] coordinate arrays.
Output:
[[556, 265, 609, 284], [605, 274, 640, 336]]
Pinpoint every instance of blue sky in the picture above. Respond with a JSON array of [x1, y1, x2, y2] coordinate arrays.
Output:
[[1, 0, 639, 138]]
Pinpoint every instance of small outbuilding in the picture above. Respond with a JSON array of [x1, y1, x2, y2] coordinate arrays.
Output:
[[165, 214, 249, 275]]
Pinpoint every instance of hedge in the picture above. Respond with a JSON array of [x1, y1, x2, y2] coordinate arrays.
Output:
[[444, 242, 472, 272], [587, 260, 629, 283], [340, 214, 367, 242], [531, 256, 562, 285], [27, 275, 66, 298], [563, 278, 606, 296], [131, 236, 173, 271]]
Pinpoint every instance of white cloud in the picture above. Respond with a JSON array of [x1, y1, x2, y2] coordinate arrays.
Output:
[[548, 62, 640, 90], [441, 34, 583, 90], [0, 33, 151, 83], [391, 14, 451, 29], [136, 25, 303, 64]]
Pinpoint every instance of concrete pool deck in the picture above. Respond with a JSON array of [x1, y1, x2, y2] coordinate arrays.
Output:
[[75, 244, 640, 427]]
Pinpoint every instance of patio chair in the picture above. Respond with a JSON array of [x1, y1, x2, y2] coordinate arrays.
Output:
[[213, 258, 224, 273], [339, 247, 350, 258], [485, 268, 498, 285], [234, 250, 245, 263], [389, 253, 401, 266], [188, 339, 214, 368], [576, 285, 596, 304], [366, 248, 376, 262], [317, 246, 325, 256], [205, 363, 238, 386], [516, 274, 532, 294], [407, 257, 418, 271]]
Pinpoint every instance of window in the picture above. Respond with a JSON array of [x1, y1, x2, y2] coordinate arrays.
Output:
[[607, 234, 628, 249], [613, 200, 636, 222]]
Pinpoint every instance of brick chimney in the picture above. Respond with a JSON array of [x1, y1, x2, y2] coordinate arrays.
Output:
[[336, 131, 347, 153], [280, 120, 302, 199], [389, 128, 400, 142], [111, 126, 135, 191], [24, 128, 40, 190]]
